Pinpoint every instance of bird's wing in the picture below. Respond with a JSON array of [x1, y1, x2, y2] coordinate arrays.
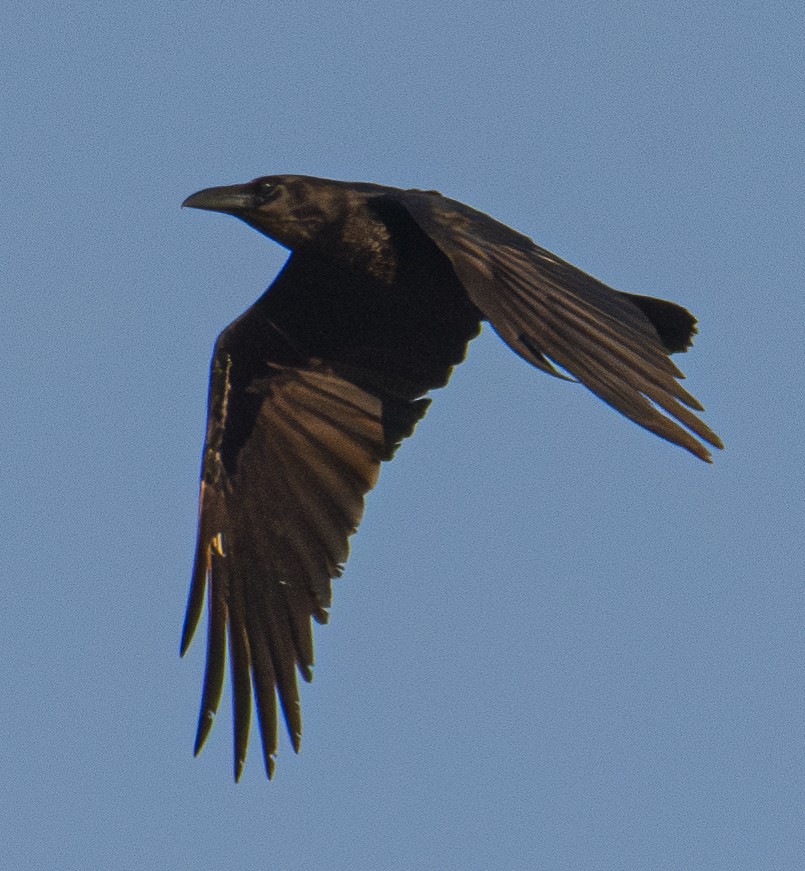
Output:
[[394, 190, 722, 461], [180, 289, 430, 780]]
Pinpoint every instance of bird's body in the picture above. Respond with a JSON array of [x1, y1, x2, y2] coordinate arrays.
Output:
[[181, 175, 721, 779]]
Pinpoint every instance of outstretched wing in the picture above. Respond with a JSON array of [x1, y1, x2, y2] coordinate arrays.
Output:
[[181, 250, 477, 779], [181, 334, 430, 780], [396, 190, 723, 461]]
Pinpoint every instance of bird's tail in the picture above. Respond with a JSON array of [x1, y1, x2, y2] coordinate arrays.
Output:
[[619, 292, 698, 354]]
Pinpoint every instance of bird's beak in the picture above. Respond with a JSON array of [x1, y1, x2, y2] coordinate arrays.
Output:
[[182, 184, 254, 214]]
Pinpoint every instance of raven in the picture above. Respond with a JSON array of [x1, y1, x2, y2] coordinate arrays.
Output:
[[181, 175, 722, 779]]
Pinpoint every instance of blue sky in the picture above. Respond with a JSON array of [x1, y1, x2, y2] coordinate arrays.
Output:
[[3, 2, 803, 869]]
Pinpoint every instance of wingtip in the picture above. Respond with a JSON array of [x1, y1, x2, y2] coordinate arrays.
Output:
[[181, 558, 208, 657], [699, 425, 725, 460], [691, 433, 724, 463], [689, 442, 713, 464], [179, 625, 193, 658], [290, 730, 302, 755], [193, 709, 215, 757]]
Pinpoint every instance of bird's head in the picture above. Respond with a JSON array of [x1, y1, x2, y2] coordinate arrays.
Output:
[[182, 175, 348, 251]]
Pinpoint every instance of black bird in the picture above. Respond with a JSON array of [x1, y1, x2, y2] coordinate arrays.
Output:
[[181, 174, 722, 780]]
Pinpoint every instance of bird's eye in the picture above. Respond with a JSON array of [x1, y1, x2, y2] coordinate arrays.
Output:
[[253, 181, 280, 204]]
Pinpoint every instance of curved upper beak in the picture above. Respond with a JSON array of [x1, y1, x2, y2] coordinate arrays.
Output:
[[182, 184, 254, 214]]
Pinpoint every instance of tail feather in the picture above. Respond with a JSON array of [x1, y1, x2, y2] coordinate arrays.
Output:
[[620, 292, 698, 354]]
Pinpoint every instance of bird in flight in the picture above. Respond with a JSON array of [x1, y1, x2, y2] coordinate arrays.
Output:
[[181, 175, 722, 780]]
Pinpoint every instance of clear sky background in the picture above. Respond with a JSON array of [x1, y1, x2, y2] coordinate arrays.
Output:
[[3, 2, 803, 869]]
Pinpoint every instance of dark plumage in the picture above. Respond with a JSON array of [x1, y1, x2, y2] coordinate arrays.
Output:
[[181, 174, 722, 779]]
